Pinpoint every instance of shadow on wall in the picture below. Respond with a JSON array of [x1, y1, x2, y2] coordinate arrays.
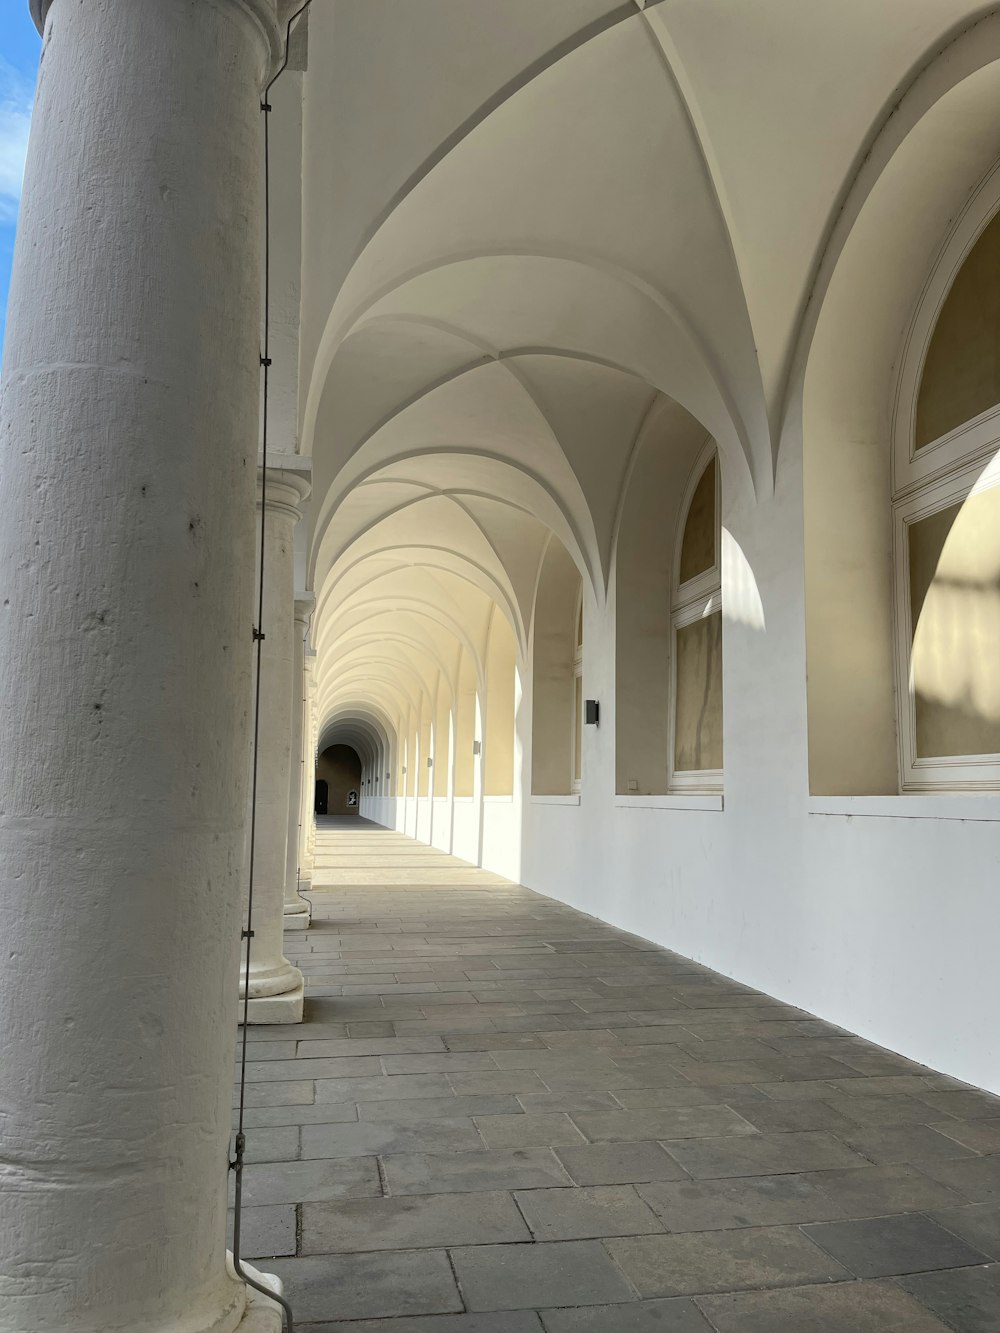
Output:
[[316, 743, 362, 815]]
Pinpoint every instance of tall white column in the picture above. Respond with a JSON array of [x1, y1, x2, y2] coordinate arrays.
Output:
[[298, 648, 318, 889], [242, 465, 309, 1022], [305, 657, 319, 864], [0, 3, 283, 1331], [283, 595, 314, 929]]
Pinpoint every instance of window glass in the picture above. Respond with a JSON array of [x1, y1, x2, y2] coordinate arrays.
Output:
[[679, 456, 717, 584], [673, 610, 723, 771], [916, 211, 1000, 449]]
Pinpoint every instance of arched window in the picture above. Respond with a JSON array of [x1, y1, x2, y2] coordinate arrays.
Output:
[[892, 202, 1000, 790], [670, 448, 723, 791]]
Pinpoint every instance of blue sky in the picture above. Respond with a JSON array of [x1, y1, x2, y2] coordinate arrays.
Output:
[[0, 4, 41, 351]]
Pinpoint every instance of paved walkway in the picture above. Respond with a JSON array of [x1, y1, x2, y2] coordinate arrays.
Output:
[[234, 819, 1000, 1331]]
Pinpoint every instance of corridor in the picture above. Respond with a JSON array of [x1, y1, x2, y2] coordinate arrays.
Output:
[[234, 822, 1000, 1331]]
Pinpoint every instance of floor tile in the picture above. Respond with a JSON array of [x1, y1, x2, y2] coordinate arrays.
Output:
[[916, 1155, 1000, 1203], [928, 1203, 1000, 1260], [837, 1123, 980, 1165], [240, 1126, 300, 1163], [226, 1204, 296, 1259], [238, 1156, 380, 1206], [899, 1264, 1000, 1333], [605, 1225, 850, 1297], [302, 1190, 529, 1254], [266, 1251, 462, 1322], [664, 1131, 870, 1179], [315, 1074, 453, 1103], [475, 1113, 587, 1148], [555, 1141, 689, 1186], [636, 1172, 847, 1231], [383, 1147, 573, 1195], [571, 1106, 756, 1143], [240, 1102, 358, 1129], [919, 1090, 1000, 1119], [802, 1165, 966, 1215], [450, 1240, 635, 1311], [823, 1095, 957, 1127], [301, 1118, 483, 1159], [726, 1099, 857, 1134], [802, 1212, 991, 1277], [539, 1299, 713, 1331], [933, 1118, 1000, 1153], [696, 1279, 953, 1331], [514, 1184, 664, 1240], [307, 1316, 543, 1333], [358, 1095, 523, 1121]]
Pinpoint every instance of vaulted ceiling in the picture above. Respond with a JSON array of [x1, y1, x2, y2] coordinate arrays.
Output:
[[291, 0, 1000, 757]]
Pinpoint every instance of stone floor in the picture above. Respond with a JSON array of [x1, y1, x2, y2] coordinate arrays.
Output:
[[232, 818, 1000, 1331]]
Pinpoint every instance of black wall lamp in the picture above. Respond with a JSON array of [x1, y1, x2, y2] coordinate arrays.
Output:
[[585, 700, 600, 726]]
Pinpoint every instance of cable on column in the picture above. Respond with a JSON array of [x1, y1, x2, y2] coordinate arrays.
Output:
[[230, 6, 314, 1332]]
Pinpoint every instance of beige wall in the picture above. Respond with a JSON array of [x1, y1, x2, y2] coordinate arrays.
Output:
[[531, 537, 580, 795]]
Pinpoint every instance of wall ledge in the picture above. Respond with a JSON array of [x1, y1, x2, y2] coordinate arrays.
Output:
[[614, 793, 724, 812], [807, 794, 1000, 821], [530, 794, 581, 806]]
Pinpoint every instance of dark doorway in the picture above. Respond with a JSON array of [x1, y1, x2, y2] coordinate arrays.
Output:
[[314, 779, 329, 815], [315, 744, 363, 815]]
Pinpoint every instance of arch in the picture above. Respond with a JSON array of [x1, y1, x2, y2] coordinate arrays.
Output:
[[801, 46, 1000, 795]]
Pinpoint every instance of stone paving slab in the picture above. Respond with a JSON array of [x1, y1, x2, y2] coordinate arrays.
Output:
[[539, 1300, 714, 1331], [266, 1251, 462, 1322], [695, 1280, 953, 1331], [229, 821, 1000, 1329], [605, 1225, 851, 1297], [451, 1240, 635, 1311], [301, 1190, 530, 1254]]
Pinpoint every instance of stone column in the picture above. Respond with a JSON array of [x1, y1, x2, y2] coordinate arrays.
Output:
[[298, 647, 318, 890], [306, 656, 319, 863], [241, 465, 309, 1022], [0, 2, 284, 1331], [283, 595, 314, 929]]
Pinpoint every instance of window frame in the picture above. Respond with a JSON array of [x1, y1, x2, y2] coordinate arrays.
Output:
[[669, 442, 723, 793], [891, 174, 1000, 791]]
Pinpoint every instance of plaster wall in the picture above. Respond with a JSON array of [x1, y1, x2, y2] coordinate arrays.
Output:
[[364, 442, 1000, 1096]]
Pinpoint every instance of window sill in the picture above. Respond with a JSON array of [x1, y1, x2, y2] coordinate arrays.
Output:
[[530, 794, 581, 806], [614, 793, 724, 812], [807, 794, 1000, 822]]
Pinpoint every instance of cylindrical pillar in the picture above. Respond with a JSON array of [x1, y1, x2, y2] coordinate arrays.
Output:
[[241, 465, 309, 1022], [305, 656, 319, 866], [283, 595, 314, 929], [0, 2, 283, 1331], [298, 648, 317, 888]]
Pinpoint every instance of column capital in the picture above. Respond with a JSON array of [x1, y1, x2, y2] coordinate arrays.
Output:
[[31, 0, 286, 80], [256, 464, 310, 521], [294, 592, 316, 631]]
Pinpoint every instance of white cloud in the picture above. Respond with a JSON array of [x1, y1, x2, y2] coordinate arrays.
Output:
[[0, 59, 33, 225]]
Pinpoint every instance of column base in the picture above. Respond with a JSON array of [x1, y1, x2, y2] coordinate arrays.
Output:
[[229, 1257, 283, 1333], [241, 981, 304, 1025], [283, 895, 311, 931]]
